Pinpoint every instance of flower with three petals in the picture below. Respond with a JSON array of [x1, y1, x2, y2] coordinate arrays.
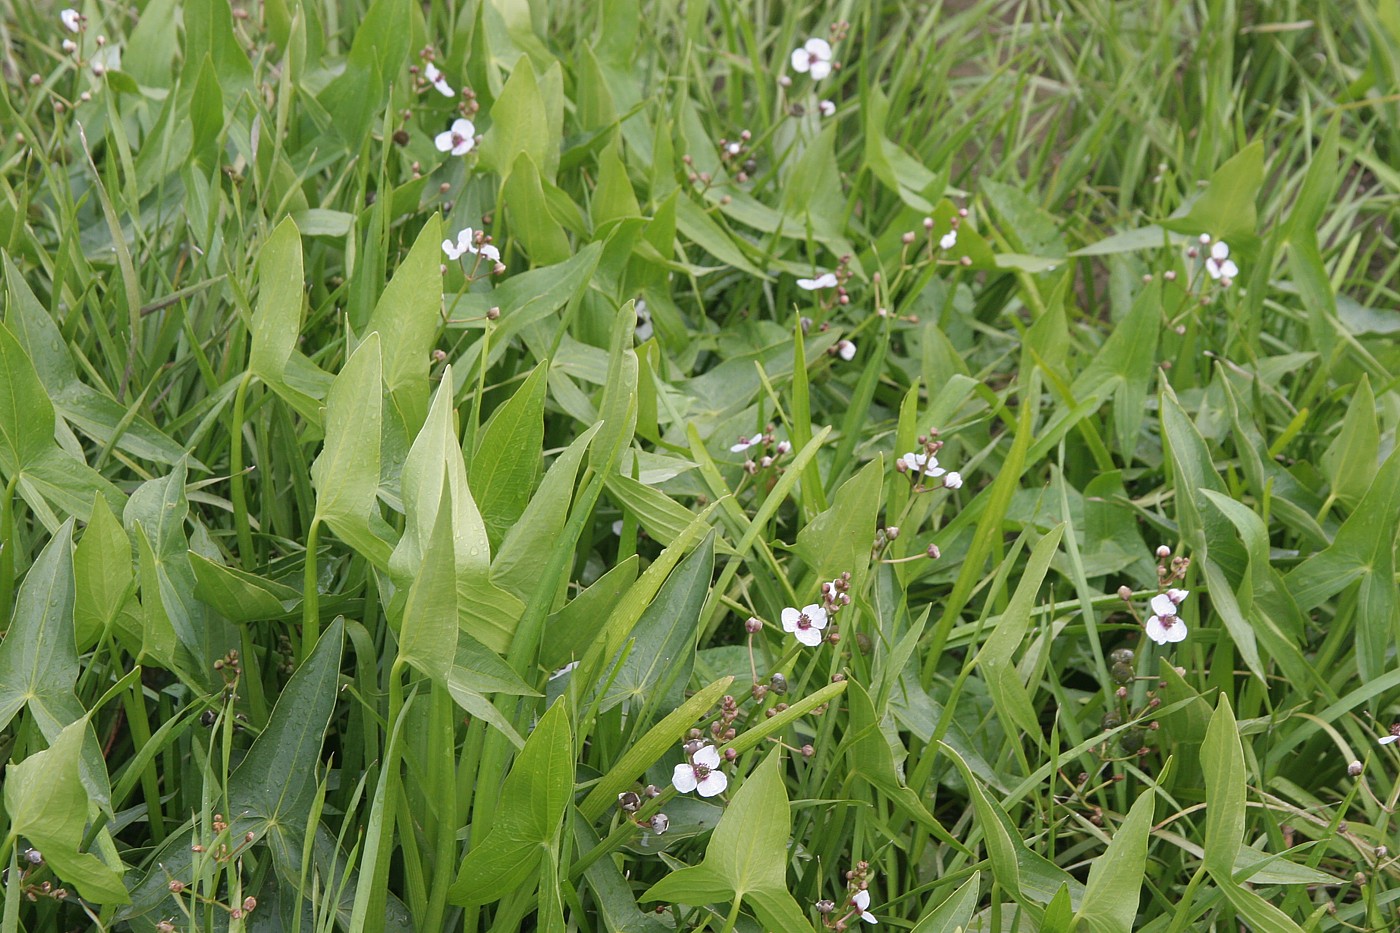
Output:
[[900, 451, 945, 480], [434, 117, 476, 156], [781, 604, 829, 647], [424, 63, 453, 97], [852, 890, 877, 924], [790, 38, 834, 80], [797, 272, 838, 290], [1145, 592, 1187, 645], [672, 744, 728, 797]]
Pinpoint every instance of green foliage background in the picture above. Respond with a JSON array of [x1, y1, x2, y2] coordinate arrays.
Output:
[[0, 0, 1399, 930]]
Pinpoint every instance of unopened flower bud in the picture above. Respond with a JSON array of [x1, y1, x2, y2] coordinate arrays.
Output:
[[169, 880, 185, 893], [618, 791, 642, 812], [650, 813, 670, 834], [486, 306, 501, 321], [745, 616, 762, 634], [1347, 760, 1363, 777], [801, 744, 815, 758], [769, 672, 788, 695], [901, 231, 916, 245], [926, 544, 941, 559], [23, 849, 42, 865], [885, 525, 899, 539], [1156, 545, 1171, 559], [1117, 585, 1133, 601], [243, 897, 257, 912]]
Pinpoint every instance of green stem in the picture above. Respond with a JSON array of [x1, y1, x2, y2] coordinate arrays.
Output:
[[302, 518, 321, 663], [120, 678, 166, 844], [420, 685, 456, 933], [462, 320, 492, 470], [229, 372, 256, 571], [717, 896, 744, 933], [0, 473, 18, 624]]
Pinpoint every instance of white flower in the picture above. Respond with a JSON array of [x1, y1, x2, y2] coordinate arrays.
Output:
[[900, 451, 944, 479], [1142, 591, 1187, 644], [442, 227, 498, 264], [939, 230, 957, 250], [852, 890, 877, 924], [796, 272, 838, 290], [1167, 588, 1189, 605], [434, 117, 476, 156], [424, 62, 453, 96], [60, 8, 81, 31], [726, 141, 742, 155], [818, 99, 836, 117], [635, 299, 653, 341], [442, 227, 474, 260], [1204, 240, 1238, 282], [673, 744, 728, 797], [62, 38, 78, 53], [1381, 725, 1400, 745], [943, 472, 962, 489], [836, 339, 856, 361], [730, 435, 762, 453], [611, 520, 624, 536], [775, 440, 792, 455], [781, 604, 829, 647], [790, 38, 833, 80]]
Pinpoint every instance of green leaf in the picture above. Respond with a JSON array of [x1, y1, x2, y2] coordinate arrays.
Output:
[[1321, 373, 1379, 508], [398, 468, 459, 685], [479, 56, 554, 181], [134, 524, 178, 667], [189, 551, 297, 623], [1216, 881, 1308, 933], [1075, 787, 1156, 932], [911, 873, 981, 933], [493, 424, 598, 600], [312, 333, 394, 569], [642, 751, 808, 933], [365, 215, 444, 433], [0, 521, 112, 809], [73, 493, 133, 650], [4, 717, 128, 904], [592, 138, 641, 225], [599, 530, 713, 715], [588, 301, 639, 474], [1202, 695, 1246, 880], [1161, 141, 1264, 243], [793, 457, 883, 596], [249, 215, 304, 385], [1069, 281, 1162, 459], [473, 360, 548, 550], [448, 699, 574, 905], [0, 318, 56, 476], [539, 555, 638, 670], [863, 85, 941, 211], [503, 153, 573, 264], [188, 54, 224, 166]]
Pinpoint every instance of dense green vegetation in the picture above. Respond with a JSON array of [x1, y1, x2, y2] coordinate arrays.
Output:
[[1, 0, 1399, 930]]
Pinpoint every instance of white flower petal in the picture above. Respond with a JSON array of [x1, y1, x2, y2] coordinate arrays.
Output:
[[635, 318, 653, 341], [693, 745, 721, 769], [60, 8, 81, 31], [1220, 259, 1238, 279], [1163, 618, 1188, 643], [791, 48, 812, 73], [943, 472, 963, 489], [434, 130, 457, 153], [1168, 588, 1189, 605], [479, 244, 501, 262], [939, 231, 957, 250], [803, 605, 828, 629], [425, 63, 454, 96], [442, 239, 465, 260], [804, 38, 833, 59], [837, 340, 856, 361], [1380, 735, 1399, 745], [696, 770, 728, 797], [548, 661, 579, 681], [1150, 593, 1177, 618], [672, 763, 698, 793], [808, 59, 832, 80], [1145, 615, 1169, 645], [1211, 241, 1230, 261], [818, 99, 835, 117], [794, 626, 824, 647], [781, 606, 801, 632], [796, 272, 838, 290]]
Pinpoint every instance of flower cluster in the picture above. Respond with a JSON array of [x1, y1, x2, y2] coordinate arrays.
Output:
[[1133, 545, 1192, 646], [729, 426, 793, 475], [441, 226, 502, 272], [897, 433, 962, 491], [1188, 234, 1239, 288], [817, 861, 878, 927]]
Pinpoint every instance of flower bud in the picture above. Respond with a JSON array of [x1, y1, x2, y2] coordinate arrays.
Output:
[[618, 791, 642, 812], [1109, 647, 1134, 664], [1347, 760, 1363, 777], [1117, 585, 1133, 601], [650, 813, 670, 834], [926, 544, 941, 559], [769, 672, 788, 695], [23, 848, 42, 865], [243, 897, 257, 912], [1156, 545, 1171, 559], [745, 616, 762, 634]]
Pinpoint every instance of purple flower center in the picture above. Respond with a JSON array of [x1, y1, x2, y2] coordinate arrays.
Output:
[[1159, 614, 1177, 628], [796, 613, 812, 630], [694, 764, 710, 780], [452, 132, 467, 146]]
